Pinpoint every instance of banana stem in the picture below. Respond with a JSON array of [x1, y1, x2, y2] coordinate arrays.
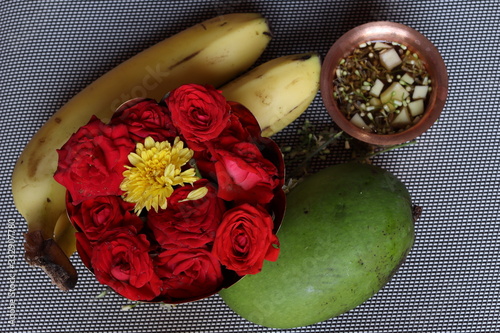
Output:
[[24, 229, 77, 291]]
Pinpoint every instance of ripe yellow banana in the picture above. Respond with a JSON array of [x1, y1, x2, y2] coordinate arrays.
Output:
[[12, 13, 271, 291], [221, 53, 321, 137]]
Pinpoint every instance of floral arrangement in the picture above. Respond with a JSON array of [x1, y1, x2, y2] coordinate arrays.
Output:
[[54, 84, 285, 303]]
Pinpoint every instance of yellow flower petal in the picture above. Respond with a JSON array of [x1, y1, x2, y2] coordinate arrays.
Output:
[[144, 136, 155, 149], [178, 186, 209, 203], [127, 152, 142, 166]]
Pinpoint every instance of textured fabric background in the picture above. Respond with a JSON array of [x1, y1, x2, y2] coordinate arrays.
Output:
[[1, 1, 499, 332]]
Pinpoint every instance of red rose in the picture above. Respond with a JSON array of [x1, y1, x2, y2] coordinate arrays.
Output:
[[212, 203, 279, 276], [222, 102, 262, 140], [198, 137, 280, 204], [147, 180, 225, 249], [110, 99, 177, 142], [54, 116, 135, 205], [67, 195, 143, 241], [87, 228, 162, 301], [165, 84, 230, 148], [156, 247, 224, 300]]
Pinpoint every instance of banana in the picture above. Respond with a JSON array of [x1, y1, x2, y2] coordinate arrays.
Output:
[[12, 13, 271, 290], [53, 213, 77, 259], [221, 53, 321, 137]]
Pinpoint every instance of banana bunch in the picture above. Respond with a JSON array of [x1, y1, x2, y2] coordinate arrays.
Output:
[[11, 13, 320, 291], [12, 13, 271, 291]]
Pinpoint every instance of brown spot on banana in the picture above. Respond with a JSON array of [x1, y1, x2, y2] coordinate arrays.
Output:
[[24, 132, 56, 179], [255, 89, 272, 106], [261, 98, 309, 137], [168, 50, 202, 70], [285, 78, 301, 88], [263, 31, 272, 38], [293, 53, 313, 61], [207, 49, 230, 66], [27, 154, 42, 179]]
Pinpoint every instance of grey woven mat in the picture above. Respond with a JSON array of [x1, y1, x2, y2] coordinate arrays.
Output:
[[1, 1, 499, 332]]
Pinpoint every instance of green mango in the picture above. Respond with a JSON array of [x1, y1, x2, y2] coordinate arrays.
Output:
[[219, 162, 415, 329]]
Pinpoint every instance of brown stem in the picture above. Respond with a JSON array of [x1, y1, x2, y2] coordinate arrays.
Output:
[[24, 230, 78, 291]]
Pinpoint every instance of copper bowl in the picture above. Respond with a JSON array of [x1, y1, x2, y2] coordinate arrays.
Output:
[[320, 22, 448, 146]]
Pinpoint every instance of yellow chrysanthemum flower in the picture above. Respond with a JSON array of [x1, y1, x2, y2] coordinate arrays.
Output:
[[120, 136, 201, 214]]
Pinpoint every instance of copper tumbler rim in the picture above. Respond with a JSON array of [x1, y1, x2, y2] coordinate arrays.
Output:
[[320, 21, 448, 146]]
